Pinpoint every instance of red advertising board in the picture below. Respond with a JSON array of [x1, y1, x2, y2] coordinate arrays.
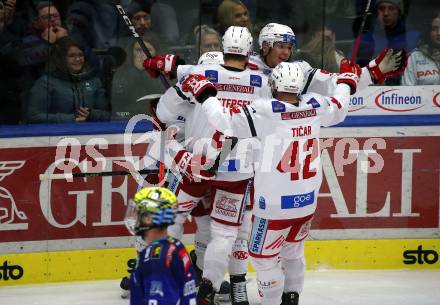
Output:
[[0, 127, 439, 249]]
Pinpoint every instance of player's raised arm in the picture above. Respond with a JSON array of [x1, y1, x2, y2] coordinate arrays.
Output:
[[318, 59, 360, 127]]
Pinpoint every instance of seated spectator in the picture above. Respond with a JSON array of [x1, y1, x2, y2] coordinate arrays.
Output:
[[402, 12, 440, 85], [354, 0, 419, 68], [217, 0, 253, 35], [26, 37, 110, 123], [194, 25, 222, 60], [293, 25, 345, 73], [111, 39, 163, 120]]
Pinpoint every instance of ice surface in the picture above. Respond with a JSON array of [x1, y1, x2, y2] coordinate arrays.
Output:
[[1, 270, 439, 305]]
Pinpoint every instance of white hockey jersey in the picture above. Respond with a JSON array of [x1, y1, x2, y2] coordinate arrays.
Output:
[[157, 63, 271, 182], [200, 83, 351, 220], [401, 49, 440, 85], [249, 55, 374, 96]]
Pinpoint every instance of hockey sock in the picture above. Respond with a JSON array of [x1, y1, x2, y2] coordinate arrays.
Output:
[[251, 256, 285, 305]]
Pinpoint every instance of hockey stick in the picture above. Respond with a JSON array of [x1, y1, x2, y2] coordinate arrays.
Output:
[[39, 169, 161, 181], [351, 0, 372, 63], [116, 4, 170, 182]]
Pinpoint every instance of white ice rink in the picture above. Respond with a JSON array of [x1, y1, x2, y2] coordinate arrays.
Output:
[[1, 270, 439, 305]]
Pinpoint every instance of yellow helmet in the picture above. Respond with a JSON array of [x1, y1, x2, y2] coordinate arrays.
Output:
[[125, 187, 177, 235]]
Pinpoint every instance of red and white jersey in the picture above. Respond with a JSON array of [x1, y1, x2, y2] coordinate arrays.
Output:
[[248, 55, 374, 95], [201, 83, 351, 219], [157, 63, 270, 182]]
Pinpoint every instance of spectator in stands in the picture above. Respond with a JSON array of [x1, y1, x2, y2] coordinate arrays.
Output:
[[2, 0, 15, 27], [217, 0, 252, 35], [26, 37, 110, 123], [402, 12, 440, 85], [19, 1, 69, 83], [293, 25, 345, 73], [355, 0, 419, 68], [111, 38, 163, 120], [113, 1, 161, 49], [194, 24, 222, 59], [0, 1, 22, 124], [150, 0, 179, 44]]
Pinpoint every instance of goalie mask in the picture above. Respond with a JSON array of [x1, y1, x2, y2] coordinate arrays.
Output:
[[222, 26, 253, 56], [124, 187, 177, 236], [269, 62, 304, 95], [258, 23, 296, 50]]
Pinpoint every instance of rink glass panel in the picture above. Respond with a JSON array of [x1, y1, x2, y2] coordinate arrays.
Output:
[[1, 1, 440, 285]]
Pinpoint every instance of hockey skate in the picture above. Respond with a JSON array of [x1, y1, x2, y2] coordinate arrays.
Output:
[[119, 276, 130, 299], [197, 278, 217, 305], [281, 291, 299, 305], [230, 274, 249, 305], [215, 280, 231, 302]]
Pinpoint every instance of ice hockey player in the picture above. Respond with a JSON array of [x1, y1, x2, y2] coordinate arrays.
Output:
[[147, 26, 271, 305], [191, 60, 360, 305], [249, 22, 407, 92], [124, 186, 197, 305]]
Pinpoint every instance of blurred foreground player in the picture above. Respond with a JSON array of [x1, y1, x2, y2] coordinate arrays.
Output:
[[124, 187, 197, 305]]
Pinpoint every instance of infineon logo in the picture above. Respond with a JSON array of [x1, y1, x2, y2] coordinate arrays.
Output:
[[433, 92, 440, 108], [349, 96, 366, 112], [374, 89, 423, 112]]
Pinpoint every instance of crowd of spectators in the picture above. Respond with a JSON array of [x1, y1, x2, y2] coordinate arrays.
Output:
[[0, 0, 438, 125]]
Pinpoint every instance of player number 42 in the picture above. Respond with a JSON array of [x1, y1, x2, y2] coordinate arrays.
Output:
[[276, 138, 318, 180]]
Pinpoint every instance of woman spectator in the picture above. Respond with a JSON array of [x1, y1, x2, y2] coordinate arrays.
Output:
[[402, 12, 440, 85], [26, 37, 110, 123], [217, 0, 252, 35], [111, 38, 163, 120]]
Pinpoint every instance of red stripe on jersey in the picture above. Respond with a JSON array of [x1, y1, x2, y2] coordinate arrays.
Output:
[[178, 248, 191, 273], [248, 62, 259, 70], [330, 97, 342, 109], [166, 244, 176, 268], [264, 235, 285, 250]]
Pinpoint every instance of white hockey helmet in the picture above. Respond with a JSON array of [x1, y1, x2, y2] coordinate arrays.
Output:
[[198, 51, 224, 65], [269, 62, 304, 94], [258, 23, 296, 49], [222, 26, 253, 56]]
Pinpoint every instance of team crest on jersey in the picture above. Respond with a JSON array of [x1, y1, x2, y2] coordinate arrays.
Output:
[[306, 97, 321, 108], [204, 70, 218, 83], [271, 100, 286, 112], [250, 75, 262, 87]]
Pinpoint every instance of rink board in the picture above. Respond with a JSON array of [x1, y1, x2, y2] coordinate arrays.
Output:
[[1, 238, 439, 286]]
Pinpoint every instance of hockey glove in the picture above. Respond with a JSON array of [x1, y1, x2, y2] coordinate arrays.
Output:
[[367, 48, 408, 84], [143, 54, 177, 78], [339, 58, 362, 77], [336, 72, 359, 95], [174, 150, 215, 182], [181, 74, 217, 103]]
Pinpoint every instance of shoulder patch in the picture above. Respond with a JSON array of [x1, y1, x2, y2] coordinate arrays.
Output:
[[151, 243, 162, 259], [306, 97, 321, 109], [250, 74, 262, 87], [271, 100, 286, 113], [205, 70, 218, 83]]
